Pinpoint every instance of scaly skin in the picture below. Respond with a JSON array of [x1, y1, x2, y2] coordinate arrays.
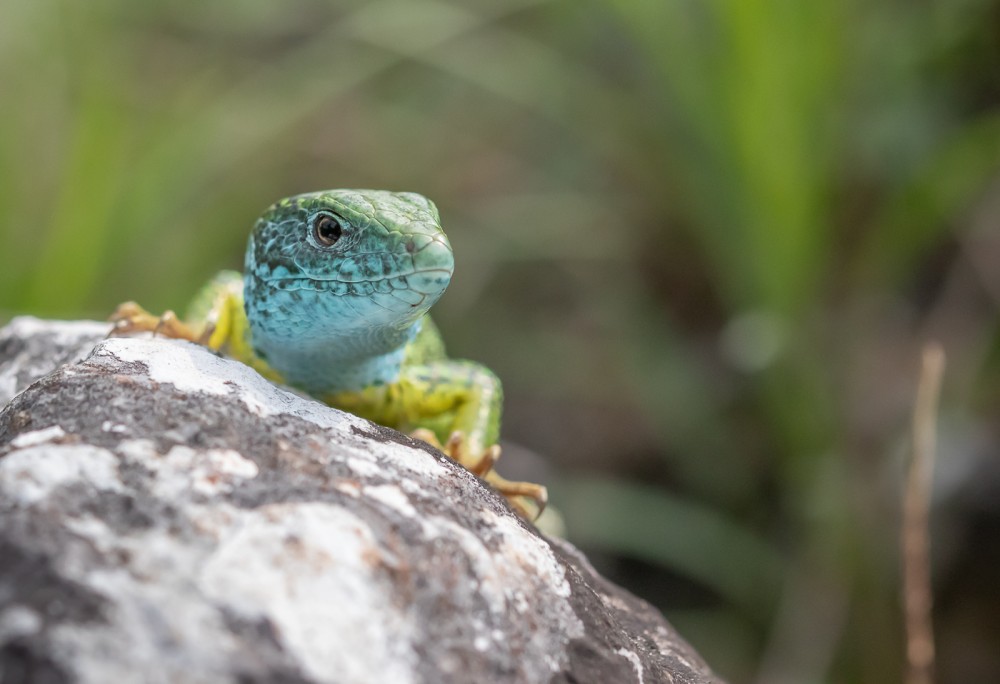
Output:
[[111, 189, 546, 520]]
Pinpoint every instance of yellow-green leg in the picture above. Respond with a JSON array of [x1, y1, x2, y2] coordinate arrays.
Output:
[[396, 361, 548, 520]]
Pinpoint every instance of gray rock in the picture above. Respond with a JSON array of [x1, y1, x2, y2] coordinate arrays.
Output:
[[0, 317, 722, 684]]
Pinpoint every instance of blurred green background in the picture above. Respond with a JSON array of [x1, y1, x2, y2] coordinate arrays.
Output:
[[3, 1, 1000, 681]]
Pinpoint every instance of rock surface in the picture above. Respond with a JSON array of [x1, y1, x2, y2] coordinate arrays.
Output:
[[0, 317, 722, 684]]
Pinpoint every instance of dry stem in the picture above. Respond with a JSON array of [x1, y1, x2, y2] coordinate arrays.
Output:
[[903, 343, 944, 684]]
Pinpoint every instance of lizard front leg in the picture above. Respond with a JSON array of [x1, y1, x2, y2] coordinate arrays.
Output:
[[109, 271, 282, 382], [398, 361, 548, 521], [325, 360, 548, 520], [110, 272, 241, 351], [413, 426, 547, 521]]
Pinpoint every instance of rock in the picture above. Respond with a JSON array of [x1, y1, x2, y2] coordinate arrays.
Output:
[[0, 317, 723, 684]]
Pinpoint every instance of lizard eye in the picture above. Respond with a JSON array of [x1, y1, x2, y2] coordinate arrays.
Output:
[[313, 215, 343, 246]]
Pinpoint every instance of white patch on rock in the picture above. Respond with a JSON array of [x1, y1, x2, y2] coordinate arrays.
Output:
[[423, 510, 583, 675], [64, 516, 125, 557], [54, 543, 247, 684], [364, 484, 418, 518], [0, 444, 123, 505], [50, 509, 266, 683], [334, 480, 363, 498], [616, 647, 645, 683], [491, 512, 574, 600], [96, 338, 450, 479], [601, 590, 634, 613], [375, 445, 450, 480], [345, 448, 447, 494], [0, 606, 43, 641], [0, 371, 15, 406], [116, 438, 159, 463], [346, 455, 382, 477], [143, 446, 259, 499], [335, 437, 448, 484], [199, 502, 417, 684], [2, 317, 109, 341], [98, 337, 270, 410], [95, 337, 356, 427], [0, 318, 110, 403], [204, 449, 259, 478], [10, 426, 67, 448]]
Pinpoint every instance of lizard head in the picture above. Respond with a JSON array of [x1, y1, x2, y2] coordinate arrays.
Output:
[[244, 189, 453, 345]]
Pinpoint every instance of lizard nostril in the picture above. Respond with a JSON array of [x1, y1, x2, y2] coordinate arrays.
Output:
[[405, 240, 416, 254]]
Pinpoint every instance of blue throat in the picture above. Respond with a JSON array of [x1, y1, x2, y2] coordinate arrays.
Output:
[[249, 312, 420, 394], [244, 278, 423, 394]]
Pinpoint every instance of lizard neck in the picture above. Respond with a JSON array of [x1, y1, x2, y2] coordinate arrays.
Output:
[[251, 322, 419, 394], [245, 283, 422, 394]]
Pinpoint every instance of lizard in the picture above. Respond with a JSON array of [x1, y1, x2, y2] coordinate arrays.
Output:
[[109, 189, 547, 520]]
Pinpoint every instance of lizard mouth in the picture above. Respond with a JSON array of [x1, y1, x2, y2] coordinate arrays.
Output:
[[256, 235, 454, 304], [263, 267, 453, 299]]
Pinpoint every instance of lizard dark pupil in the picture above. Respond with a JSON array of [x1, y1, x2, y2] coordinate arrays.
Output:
[[314, 216, 342, 246]]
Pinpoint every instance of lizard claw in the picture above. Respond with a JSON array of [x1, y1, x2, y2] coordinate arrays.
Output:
[[108, 301, 203, 342], [409, 428, 547, 521], [487, 475, 548, 521], [108, 301, 157, 337]]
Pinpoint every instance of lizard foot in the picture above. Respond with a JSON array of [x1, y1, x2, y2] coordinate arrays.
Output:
[[410, 428, 498, 475], [109, 301, 211, 344], [483, 471, 548, 522], [410, 428, 548, 521]]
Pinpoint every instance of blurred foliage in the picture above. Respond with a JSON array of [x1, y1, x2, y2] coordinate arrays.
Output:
[[3, 0, 1000, 681]]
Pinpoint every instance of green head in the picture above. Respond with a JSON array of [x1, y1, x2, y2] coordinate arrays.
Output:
[[243, 189, 454, 389]]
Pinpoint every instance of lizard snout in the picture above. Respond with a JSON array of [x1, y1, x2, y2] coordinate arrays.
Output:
[[407, 236, 454, 295]]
